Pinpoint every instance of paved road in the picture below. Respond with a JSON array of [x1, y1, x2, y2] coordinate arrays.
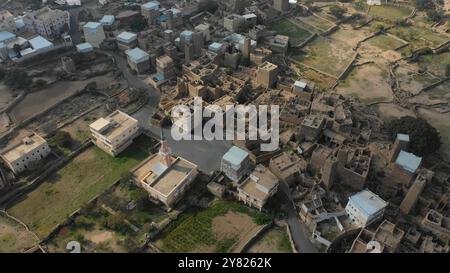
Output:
[[110, 51, 232, 174], [279, 181, 318, 253]]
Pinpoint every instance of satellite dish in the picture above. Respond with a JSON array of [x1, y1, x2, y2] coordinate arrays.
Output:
[[367, 241, 382, 253]]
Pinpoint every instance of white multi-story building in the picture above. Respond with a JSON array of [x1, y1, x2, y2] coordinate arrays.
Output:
[[221, 146, 252, 183], [345, 190, 388, 228], [23, 7, 70, 39], [83, 22, 105, 48], [89, 110, 140, 156], [0, 133, 51, 175]]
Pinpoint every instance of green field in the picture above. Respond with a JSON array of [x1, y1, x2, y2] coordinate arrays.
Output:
[[419, 52, 450, 78], [156, 201, 271, 253], [271, 19, 312, 44], [368, 5, 412, 21], [0, 215, 39, 253], [366, 34, 406, 51], [388, 26, 449, 49], [8, 135, 154, 238], [293, 36, 354, 77]]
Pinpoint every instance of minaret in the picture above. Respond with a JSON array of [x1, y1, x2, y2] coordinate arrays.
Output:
[[159, 129, 173, 167]]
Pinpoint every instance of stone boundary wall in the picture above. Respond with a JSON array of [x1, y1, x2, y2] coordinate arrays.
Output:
[[233, 223, 271, 253]]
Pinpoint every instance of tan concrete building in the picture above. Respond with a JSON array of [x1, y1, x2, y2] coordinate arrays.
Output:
[[269, 151, 306, 185], [273, 0, 290, 12], [132, 136, 198, 208], [300, 114, 325, 142], [0, 133, 51, 174], [89, 110, 140, 156], [23, 7, 70, 39], [349, 220, 404, 253], [238, 165, 279, 211], [256, 61, 278, 88], [400, 170, 433, 214]]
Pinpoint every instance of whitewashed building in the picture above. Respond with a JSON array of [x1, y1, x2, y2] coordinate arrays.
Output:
[[345, 190, 388, 227], [23, 7, 70, 39], [0, 133, 51, 174]]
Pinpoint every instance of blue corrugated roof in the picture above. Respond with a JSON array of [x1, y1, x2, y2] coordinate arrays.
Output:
[[117, 31, 137, 43], [100, 15, 115, 25], [83, 22, 102, 31], [142, 1, 160, 10], [397, 133, 410, 142], [180, 30, 193, 42], [76, 42, 93, 53], [348, 190, 387, 217], [29, 36, 53, 50], [0, 31, 16, 43], [395, 150, 421, 173], [208, 42, 223, 52], [223, 146, 249, 165], [126, 47, 149, 63]]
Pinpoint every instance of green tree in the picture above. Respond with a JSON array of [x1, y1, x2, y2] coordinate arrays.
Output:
[[386, 116, 441, 156], [198, 0, 219, 13], [53, 131, 73, 149], [4, 68, 32, 89], [426, 9, 443, 22], [130, 16, 148, 32], [329, 5, 347, 19], [413, 0, 435, 11]]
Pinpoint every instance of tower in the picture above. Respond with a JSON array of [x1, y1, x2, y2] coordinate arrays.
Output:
[[159, 130, 172, 167], [242, 37, 251, 64]]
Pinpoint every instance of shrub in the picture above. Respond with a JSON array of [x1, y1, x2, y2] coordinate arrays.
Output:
[[386, 116, 441, 156]]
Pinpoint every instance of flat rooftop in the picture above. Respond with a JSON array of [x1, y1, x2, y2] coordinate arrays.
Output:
[[239, 166, 278, 201], [90, 110, 137, 140], [133, 154, 197, 196], [259, 61, 277, 71], [1, 133, 47, 163]]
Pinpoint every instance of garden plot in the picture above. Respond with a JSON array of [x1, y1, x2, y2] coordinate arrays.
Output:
[[388, 25, 449, 50], [336, 63, 393, 104], [8, 74, 115, 123], [0, 214, 39, 253], [395, 62, 441, 95], [270, 19, 312, 45], [155, 201, 270, 253], [294, 26, 368, 77], [368, 5, 412, 21], [46, 181, 168, 253], [246, 227, 293, 253], [298, 14, 334, 32], [418, 108, 450, 160], [7, 136, 155, 238], [365, 34, 407, 51], [418, 52, 450, 78]]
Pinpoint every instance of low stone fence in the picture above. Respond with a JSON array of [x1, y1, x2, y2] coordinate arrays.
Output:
[[234, 223, 272, 253], [286, 223, 299, 253]]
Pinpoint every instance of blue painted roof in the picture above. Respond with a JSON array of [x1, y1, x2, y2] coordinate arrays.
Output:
[[348, 190, 387, 218], [396, 150, 421, 173], [29, 36, 53, 50], [100, 15, 115, 25], [0, 31, 16, 43], [397, 133, 410, 142], [222, 146, 249, 165], [142, 1, 160, 10], [76, 42, 93, 53], [117, 31, 137, 43], [180, 30, 193, 42], [208, 42, 223, 52], [126, 47, 149, 63], [84, 22, 102, 31], [0, 42, 5, 49]]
